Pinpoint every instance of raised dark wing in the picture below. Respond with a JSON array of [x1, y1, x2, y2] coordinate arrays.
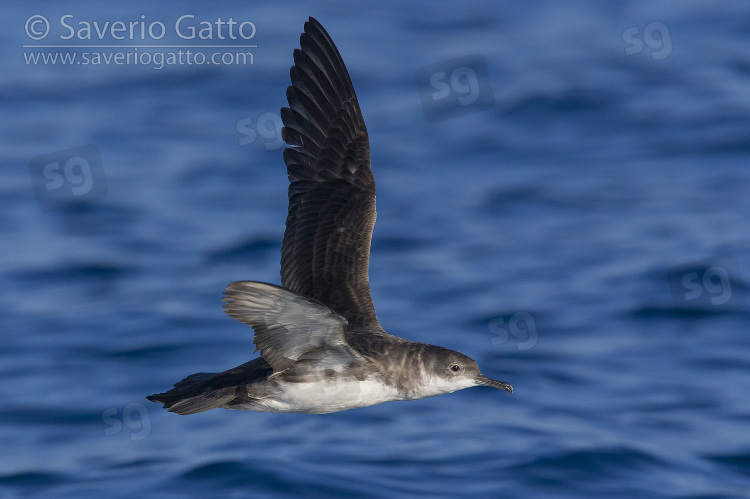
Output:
[[280, 17, 381, 331], [223, 281, 361, 373]]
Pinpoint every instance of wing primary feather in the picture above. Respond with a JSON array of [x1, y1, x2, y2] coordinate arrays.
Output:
[[279, 17, 381, 330]]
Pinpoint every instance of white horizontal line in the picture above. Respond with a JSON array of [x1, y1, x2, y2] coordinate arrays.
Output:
[[22, 45, 258, 48]]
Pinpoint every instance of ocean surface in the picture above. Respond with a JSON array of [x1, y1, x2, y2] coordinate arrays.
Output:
[[2, 1, 750, 497]]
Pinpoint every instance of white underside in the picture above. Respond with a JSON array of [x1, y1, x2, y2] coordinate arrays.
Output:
[[233, 378, 406, 414]]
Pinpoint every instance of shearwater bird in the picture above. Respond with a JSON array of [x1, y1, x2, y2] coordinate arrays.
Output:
[[147, 17, 512, 415]]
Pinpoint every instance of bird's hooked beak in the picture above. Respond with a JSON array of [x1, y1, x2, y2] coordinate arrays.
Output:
[[475, 374, 513, 393]]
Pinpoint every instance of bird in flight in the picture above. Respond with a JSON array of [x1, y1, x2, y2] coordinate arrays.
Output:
[[147, 17, 512, 415]]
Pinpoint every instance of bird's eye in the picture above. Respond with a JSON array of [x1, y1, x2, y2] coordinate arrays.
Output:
[[450, 364, 461, 372]]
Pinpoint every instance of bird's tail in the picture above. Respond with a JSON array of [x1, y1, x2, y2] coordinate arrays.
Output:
[[146, 372, 236, 415]]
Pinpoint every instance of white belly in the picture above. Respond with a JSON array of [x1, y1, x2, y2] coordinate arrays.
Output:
[[234, 378, 404, 414]]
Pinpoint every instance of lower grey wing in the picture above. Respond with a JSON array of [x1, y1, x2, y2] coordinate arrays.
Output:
[[223, 281, 362, 373]]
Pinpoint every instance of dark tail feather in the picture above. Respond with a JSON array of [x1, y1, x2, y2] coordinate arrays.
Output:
[[146, 372, 235, 415]]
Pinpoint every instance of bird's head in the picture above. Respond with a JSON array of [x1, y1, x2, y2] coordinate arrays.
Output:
[[419, 346, 513, 397]]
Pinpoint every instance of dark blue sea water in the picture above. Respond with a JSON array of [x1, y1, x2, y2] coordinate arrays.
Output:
[[3, 1, 750, 497]]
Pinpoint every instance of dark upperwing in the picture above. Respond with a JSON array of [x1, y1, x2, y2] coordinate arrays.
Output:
[[280, 17, 381, 331]]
